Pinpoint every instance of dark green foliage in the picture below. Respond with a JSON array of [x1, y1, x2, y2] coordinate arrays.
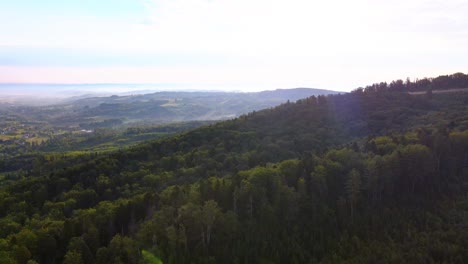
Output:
[[0, 76, 468, 263], [360, 72, 468, 92]]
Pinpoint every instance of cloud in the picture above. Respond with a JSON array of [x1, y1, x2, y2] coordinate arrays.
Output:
[[3, 0, 467, 55], [132, 0, 468, 57], [0, 0, 467, 90]]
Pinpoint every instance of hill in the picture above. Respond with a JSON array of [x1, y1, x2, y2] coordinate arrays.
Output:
[[0, 88, 341, 129], [62, 88, 342, 126], [0, 88, 340, 166], [0, 79, 467, 263]]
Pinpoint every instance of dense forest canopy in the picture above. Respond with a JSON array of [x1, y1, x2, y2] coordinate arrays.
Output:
[[357, 72, 468, 92], [0, 74, 467, 263]]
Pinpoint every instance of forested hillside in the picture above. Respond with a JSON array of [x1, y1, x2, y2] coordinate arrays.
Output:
[[359, 72, 468, 92], [0, 88, 340, 129], [0, 80, 467, 263]]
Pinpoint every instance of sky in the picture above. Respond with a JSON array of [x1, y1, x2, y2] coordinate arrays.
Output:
[[0, 0, 467, 92]]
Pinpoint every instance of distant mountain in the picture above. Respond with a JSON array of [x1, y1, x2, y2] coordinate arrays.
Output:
[[33, 88, 342, 127], [257, 87, 341, 99], [69, 88, 341, 106]]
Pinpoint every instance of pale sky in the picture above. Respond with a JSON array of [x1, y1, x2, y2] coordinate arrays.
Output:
[[0, 0, 467, 91]]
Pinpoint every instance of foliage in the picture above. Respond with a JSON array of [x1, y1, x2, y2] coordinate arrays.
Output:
[[0, 76, 468, 263]]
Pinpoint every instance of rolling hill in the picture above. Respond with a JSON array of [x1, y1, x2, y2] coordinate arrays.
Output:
[[0, 75, 467, 263]]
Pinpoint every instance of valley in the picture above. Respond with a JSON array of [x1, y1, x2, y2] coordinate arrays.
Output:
[[0, 73, 467, 263], [3, 0, 468, 262]]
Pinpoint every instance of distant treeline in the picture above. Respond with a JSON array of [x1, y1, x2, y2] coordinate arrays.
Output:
[[357, 72, 468, 92], [79, 119, 123, 130]]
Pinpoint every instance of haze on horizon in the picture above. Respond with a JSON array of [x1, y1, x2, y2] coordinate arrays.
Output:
[[1, 0, 467, 93]]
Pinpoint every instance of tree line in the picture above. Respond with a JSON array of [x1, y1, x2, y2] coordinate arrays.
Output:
[[357, 72, 468, 93], [0, 79, 467, 263]]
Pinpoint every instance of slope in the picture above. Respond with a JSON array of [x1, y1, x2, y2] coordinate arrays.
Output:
[[63, 88, 343, 126], [0, 84, 467, 263]]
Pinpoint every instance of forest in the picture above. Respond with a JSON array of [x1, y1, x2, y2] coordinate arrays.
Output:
[[0, 74, 467, 263], [0, 88, 340, 129], [358, 72, 468, 92]]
